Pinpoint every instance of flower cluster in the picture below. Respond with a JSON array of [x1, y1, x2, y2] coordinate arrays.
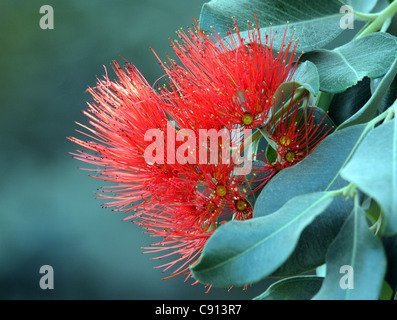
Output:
[[69, 18, 331, 287]]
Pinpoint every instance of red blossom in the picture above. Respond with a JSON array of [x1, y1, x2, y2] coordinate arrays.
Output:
[[69, 60, 256, 283], [68, 61, 191, 216], [155, 17, 300, 131], [247, 90, 333, 196], [139, 171, 255, 281], [265, 90, 333, 168]]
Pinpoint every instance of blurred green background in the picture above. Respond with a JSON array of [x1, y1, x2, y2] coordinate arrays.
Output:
[[0, 0, 275, 300]]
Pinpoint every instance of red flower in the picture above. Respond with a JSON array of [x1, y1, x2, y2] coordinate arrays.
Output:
[[69, 60, 257, 284], [255, 90, 332, 175], [140, 203, 214, 282], [155, 17, 299, 131], [140, 169, 255, 282], [69, 61, 191, 217]]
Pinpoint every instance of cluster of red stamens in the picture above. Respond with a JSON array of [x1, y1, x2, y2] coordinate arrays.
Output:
[[69, 17, 331, 287]]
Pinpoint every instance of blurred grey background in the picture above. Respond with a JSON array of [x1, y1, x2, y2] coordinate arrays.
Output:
[[0, 0, 274, 300]]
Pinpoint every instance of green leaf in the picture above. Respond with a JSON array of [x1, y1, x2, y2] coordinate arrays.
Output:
[[344, 0, 378, 13], [190, 192, 333, 287], [272, 61, 320, 112], [379, 281, 394, 300], [254, 124, 370, 276], [383, 234, 397, 292], [301, 33, 397, 93], [328, 77, 372, 126], [338, 56, 397, 129], [341, 119, 397, 235], [286, 61, 320, 96], [312, 205, 387, 300], [265, 143, 277, 164], [271, 61, 320, 123], [254, 276, 323, 300], [378, 75, 397, 114], [199, 0, 346, 52]]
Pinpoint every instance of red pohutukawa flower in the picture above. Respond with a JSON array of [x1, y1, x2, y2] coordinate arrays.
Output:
[[68, 60, 256, 282], [69, 62, 187, 215], [69, 17, 331, 288], [263, 90, 333, 169], [139, 171, 254, 285], [155, 18, 299, 131]]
